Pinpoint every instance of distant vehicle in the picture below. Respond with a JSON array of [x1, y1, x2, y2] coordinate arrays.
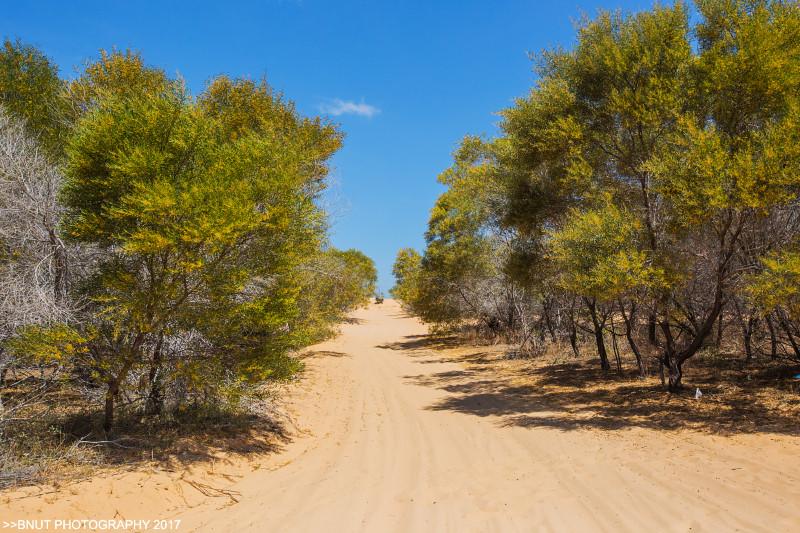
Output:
[[375, 292, 384, 304]]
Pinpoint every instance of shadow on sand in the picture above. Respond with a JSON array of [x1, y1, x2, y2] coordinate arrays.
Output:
[[0, 375, 293, 490], [388, 334, 800, 437], [301, 349, 350, 359]]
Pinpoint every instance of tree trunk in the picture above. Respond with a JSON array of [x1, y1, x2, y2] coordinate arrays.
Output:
[[660, 265, 727, 392], [569, 330, 580, 357], [610, 317, 622, 373], [586, 298, 610, 371], [103, 345, 140, 433], [777, 312, 800, 360], [765, 314, 778, 359], [733, 299, 755, 361], [104, 380, 118, 434], [537, 314, 546, 343], [543, 298, 557, 343], [620, 301, 645, 377], [146, 333, 165, 416], [647, 312, 658, 346], [568, 299, 580, 357], [742, 317, 756, 361], [48, 228, 67, 304], [668, 359, 683, 391], [660, 319, 682, 391]]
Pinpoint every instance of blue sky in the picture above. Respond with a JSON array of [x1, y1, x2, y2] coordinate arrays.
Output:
[[3, 0, 654, 292]]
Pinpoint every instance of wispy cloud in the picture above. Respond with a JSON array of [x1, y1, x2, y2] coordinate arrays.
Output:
[[319, 99, 380, 118]]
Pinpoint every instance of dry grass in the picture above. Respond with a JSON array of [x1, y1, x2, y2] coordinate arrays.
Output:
[[0, 375, 292, 490], [393, 335, 800, 436]]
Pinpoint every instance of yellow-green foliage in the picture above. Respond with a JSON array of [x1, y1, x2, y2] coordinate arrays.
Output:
[[748, 252, 800, 318], [401, 136, 507, 324], [7, 325, 91, 364], [297, 248, 378, 341], [398, 0, 800, 369], [391, 248, 422, 304], [0, 49, 372, 429], [65, 49, 168, 121], [0, 39, 66, 156], [59, 72, 345, 374], [648, 106, 800, 228], [549, 201, 664, 302]]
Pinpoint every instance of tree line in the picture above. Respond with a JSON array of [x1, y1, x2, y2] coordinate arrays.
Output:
[[392, 0, 800, 391], [0, 43, 377, 433]]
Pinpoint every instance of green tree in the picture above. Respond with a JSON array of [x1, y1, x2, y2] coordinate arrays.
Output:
[[297, 248, 377, 339], [402, 0, 800, 390], [64, 49, 168, 122], [500, 0, 800, 388], [0, 39, 65, 157], [550, 200, 664, 371], [644, 0, 800, 388], [391, 248, 422, 306], [53, 63, 346, 430]]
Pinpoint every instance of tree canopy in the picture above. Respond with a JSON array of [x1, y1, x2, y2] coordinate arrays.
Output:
[[1, 47, 376, 432], [393, 0, 800, 389]]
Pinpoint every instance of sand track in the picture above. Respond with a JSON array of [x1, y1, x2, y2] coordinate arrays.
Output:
[[4, 300, 800, 532]]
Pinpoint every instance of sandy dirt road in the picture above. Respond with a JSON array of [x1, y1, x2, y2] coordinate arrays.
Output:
[[4, 300, 800, 532]]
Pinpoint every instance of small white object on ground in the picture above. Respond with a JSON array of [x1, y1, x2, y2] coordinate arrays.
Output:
[[695, 388, 703, 400]]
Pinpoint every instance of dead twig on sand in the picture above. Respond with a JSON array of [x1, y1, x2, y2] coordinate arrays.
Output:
[[178, 472, 240, 505]]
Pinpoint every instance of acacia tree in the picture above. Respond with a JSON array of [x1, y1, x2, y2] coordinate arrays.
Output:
[[0, 39, 65, 157], [640, 0, 800, 388], [390, 247, 422, 307], [502, 0, 800, 389], [496, 3, 692, 379], [391, 137, 539, 340], [58, 76, 345, 430], [549, 201, 663, 372], [0, 42, 377, 437], [395, 0, 800, 392], [5, 49, 356, 431], [297, 248, 378, 340]]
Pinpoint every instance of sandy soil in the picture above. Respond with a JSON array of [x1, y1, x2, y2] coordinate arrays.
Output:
[[3, 300, 800, 532]]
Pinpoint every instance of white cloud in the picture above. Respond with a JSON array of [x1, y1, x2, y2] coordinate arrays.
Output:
[[319, 99, 380, 118]]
